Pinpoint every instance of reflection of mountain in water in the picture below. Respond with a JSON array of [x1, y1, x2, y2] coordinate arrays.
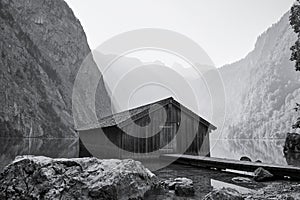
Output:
[[0, 138, 78, 171], [210, 139, 287, 166]]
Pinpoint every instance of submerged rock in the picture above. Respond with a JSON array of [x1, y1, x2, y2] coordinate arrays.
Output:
[[203, 187, 243, 200], [240, 156, 252, 162], [253, 167, 274, 182], [232, 177, 252, 184], [0, 156, 159, 200]]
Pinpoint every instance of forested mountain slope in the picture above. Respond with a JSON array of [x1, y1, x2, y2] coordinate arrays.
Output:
[[219, 12, 300, 139]]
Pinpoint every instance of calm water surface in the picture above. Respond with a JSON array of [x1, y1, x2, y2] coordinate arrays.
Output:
[[210, 139, 300, 167], [0, 137, 79, 171]]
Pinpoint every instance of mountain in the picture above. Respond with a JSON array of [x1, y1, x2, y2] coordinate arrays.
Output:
[[218, 12, 300, 139], [0, 0, 111, 137], [92, 52, 214, 123]]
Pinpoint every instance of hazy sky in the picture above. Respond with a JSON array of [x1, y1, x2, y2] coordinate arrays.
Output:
[[65, 0, 294, 67]]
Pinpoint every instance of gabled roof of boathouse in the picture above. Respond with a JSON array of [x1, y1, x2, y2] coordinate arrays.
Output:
[[76, 97, 217, 131]]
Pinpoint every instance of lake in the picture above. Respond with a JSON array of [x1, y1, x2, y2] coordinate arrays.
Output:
[[1, 138, 297, 170]]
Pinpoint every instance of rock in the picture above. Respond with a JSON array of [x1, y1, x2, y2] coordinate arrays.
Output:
[[175, 184, 195, 197], [291, 183, 300, 191], [203, 187, 243, 200], [232, 177, 252, 184], [284, 151, 300, 167], [255, 160, 262, 163], [284, 133, 300, 153], [174, 178, 195, 197], [0, 156, 159, 199], [284, 195, 295, 200], [253, 167, 274, 182], [0, 0, 111, 137], [241, 182, 300, 200], [161, 177, 195, 197], [161, 178, 177, 190], [240, 156, 252, 162]]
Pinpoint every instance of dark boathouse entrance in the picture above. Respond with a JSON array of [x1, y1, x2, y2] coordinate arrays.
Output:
[[78, 97, 216, 159]]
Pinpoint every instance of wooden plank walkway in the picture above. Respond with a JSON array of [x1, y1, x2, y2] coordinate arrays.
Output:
[[160, 154, 300, 179]]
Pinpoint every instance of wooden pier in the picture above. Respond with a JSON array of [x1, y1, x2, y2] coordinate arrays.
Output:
[[160, 154, 300, 179]]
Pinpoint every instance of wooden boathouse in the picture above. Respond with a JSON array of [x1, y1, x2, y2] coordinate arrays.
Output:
[[77, 97, 216, 159]]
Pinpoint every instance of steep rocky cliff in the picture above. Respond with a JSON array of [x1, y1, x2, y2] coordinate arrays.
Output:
[[0, 0, 111, 138], [219, 12, 300, 139]]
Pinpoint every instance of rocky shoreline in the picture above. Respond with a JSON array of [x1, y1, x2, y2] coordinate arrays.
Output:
[[1, 156, 300, 200], [204, 182, 300, 200]]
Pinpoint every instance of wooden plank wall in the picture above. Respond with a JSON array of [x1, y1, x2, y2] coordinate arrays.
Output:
[[86, 102, 211, 159], [120, 106, 167, 157], [173, 105, 210, 156]]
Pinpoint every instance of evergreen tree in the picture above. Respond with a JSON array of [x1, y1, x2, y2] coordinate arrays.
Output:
[[290, 0, 300, 71]]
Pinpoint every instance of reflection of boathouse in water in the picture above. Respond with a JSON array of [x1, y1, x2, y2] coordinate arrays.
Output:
[[78, 97, 216, 159]]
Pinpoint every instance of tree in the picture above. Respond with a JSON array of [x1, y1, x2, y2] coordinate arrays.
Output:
[[290, 0, 300, 71], [290, 1, 300, 130]]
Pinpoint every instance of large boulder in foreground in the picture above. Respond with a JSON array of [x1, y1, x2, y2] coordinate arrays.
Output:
[[284, 133, 300, 153], [0, 156, 158, 200]]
